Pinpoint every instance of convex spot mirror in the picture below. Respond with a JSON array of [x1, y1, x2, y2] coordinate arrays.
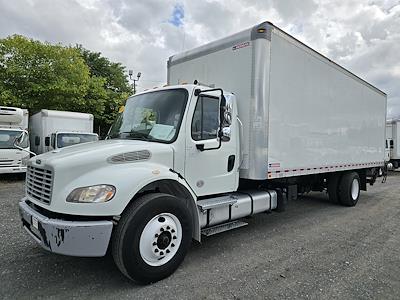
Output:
[[220, 95, 233, 141]]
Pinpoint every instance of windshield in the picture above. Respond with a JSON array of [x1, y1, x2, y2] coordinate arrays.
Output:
[[56, 133, 98, 148], [109, 89, 188, 143], [0, 130, 28, 149]]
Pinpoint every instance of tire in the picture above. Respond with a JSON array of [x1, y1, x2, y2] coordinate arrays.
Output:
[[327, 173, 341, 203], [338, 172, 360, 207], [112, 193, 193, 283]]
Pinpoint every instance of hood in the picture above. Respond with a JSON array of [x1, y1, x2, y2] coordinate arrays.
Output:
[[0, 148, 29, 167], [29, 139, 174, 171]]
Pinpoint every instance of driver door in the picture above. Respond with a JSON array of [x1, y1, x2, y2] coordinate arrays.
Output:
[[184, 93, 237, 196]]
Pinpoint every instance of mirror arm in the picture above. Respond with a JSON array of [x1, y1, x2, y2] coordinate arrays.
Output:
[[14, 144, 37, 157]]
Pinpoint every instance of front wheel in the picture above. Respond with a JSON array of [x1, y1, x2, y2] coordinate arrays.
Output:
[[112, 193, 193, 283]]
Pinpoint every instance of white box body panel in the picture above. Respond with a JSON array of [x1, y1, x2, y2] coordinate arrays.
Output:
[[267, 31, 386, 178], [30, 110, 95, 154], [168, 22, 387, 180]]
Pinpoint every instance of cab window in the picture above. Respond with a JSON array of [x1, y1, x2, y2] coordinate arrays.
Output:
[[191, 96, 219, 141]]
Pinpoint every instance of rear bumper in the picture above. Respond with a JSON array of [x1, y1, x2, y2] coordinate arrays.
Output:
[[0, 166, 26, 174], [19, 199, 113, 257]]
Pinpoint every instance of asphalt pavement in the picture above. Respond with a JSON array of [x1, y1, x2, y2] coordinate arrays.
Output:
[[0, 172, 399, 299]]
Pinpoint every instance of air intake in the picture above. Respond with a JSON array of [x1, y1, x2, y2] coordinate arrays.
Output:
[[107, 150, 151, 164]]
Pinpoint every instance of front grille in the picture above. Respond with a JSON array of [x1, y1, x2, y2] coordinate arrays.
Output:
[[0, 159, 20, 168], [26, 166, 53, 204]]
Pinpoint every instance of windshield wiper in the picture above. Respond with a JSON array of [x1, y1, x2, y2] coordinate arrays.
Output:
[[114, 131, 154, 141]]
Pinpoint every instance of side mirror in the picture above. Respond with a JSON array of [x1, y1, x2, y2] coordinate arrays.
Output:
[[13, 132, 37, 156], [45, 137, 50, 146], [35, 136, 40, 146], [13, 133, 24, 148]]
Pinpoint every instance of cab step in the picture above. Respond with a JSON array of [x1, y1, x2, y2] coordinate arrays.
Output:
[[197, 195, 237, 211], [201, 220, 248, 236]]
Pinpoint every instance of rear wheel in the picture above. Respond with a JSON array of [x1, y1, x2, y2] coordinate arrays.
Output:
[[112, 193, 193, 283], [338, 172, 360, 207]]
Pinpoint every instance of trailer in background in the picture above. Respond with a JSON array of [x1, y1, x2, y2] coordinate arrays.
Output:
[[386, 120, 400, 169], [29, 110, 98, 155], [0, 106, 30, 174]]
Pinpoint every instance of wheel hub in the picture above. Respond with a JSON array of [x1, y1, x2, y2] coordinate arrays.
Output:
[[139, 213, 182, 267], [157, 231, 172, 249], [351, 178, 360, 200]]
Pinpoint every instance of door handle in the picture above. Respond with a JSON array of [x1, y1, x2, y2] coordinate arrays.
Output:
[[227, 155, 235, 172], [196, 144, 205, 151]]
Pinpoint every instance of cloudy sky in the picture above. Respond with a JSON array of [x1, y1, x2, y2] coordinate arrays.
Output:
[[1, 0, 399, 119]]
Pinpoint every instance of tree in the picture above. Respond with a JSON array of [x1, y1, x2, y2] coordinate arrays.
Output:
[[0, 35, 132, 137], [0, 35, 90, 112], [76, 46, 132, 136]]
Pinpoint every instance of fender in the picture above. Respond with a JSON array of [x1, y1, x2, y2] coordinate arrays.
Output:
[[48, 161, 201, 241], [133, 175, 201, 242]]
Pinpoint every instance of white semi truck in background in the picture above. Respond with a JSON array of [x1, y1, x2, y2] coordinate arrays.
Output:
[[386, 120, 400, 169], [29, 109, 98, 155], [19, 21, 386, 283], [0, 106, 31, 174]]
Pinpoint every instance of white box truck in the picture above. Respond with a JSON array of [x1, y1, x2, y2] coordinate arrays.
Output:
[[19, 22, 386, 283], [386, 120, 400, 169], [29, 109, 98, 154], [0, 106, 31, 174]]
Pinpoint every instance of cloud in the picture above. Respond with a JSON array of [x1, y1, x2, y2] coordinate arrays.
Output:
[[0, 0, 399, 119]]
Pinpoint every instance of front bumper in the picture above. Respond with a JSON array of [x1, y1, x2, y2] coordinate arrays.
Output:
[[19, 199, 113, 257], [0, 166, 26, 174]]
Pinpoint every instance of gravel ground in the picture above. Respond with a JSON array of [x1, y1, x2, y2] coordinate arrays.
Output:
[[0, 172, 399, 299]]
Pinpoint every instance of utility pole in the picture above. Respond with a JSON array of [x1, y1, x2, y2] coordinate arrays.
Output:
[[128, 70, 141, 94]]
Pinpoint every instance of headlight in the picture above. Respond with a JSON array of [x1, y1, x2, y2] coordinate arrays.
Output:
[[67, 185, 116, 203]]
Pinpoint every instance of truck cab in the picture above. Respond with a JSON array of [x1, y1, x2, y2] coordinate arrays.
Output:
[[19, 84, 254, 282], [0, 107, 31, 174]]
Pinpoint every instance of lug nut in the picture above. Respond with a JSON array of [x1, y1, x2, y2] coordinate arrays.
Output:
[[160, 228, 164, 232], [160, 251, 164, 255], [155, 249, 159, 253], [167, 226, 170, 230], [171, 243, 175, 247], [155, 233, 159, 238], [166, 249, 170, 253], [173, 236, 177, 239], [153, 242, 157, 246], [171, 229, 175, 233]]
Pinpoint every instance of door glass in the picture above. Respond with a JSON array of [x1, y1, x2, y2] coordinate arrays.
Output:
[[51, 133, 56, 149], [191, 96, 219, 141]]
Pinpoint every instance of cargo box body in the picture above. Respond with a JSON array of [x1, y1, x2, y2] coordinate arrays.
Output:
[[168, 22, 387, 180]]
